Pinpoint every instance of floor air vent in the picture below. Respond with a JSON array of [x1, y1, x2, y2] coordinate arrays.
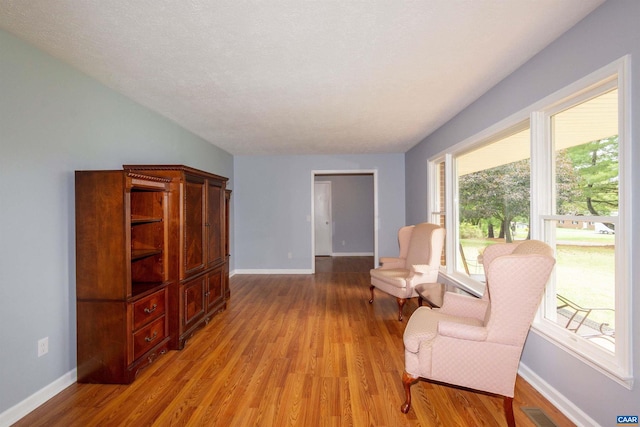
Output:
[[521, 407, 559, 427]]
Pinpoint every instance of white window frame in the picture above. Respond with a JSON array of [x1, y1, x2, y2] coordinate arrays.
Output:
[[531, 58, 632, 387], [427, 56, 632, 387]]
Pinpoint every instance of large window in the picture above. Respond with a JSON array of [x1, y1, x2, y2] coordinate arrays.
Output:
[[456, 126, 530, 280], [428, 58, 631, 385]]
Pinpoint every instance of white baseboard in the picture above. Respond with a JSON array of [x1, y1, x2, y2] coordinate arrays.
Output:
[[232, 269, 313, 275], [0, 369, 77, 427], [518, 363, 600, 427]]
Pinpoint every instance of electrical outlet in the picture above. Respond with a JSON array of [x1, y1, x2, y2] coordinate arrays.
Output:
[[288, 252, 293, 259], [38, 337, 49, 357]]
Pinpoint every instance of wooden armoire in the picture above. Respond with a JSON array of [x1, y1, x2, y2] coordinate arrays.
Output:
[[123, 165, 229, 350], [75, 165, 230, 384]]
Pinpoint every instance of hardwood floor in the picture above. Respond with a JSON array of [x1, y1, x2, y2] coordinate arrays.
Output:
[[14, 257, 575, 426]]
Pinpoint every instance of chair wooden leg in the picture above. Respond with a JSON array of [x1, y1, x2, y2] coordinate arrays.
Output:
[[369, 285, 375, 304], [401, 371, 418, 413], [503, 396, 515, 427], [396, 298, 406, 321]]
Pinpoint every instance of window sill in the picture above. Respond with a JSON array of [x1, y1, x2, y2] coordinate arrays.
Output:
[[530, 320, 633, 390], [438, 270, 485, 298]]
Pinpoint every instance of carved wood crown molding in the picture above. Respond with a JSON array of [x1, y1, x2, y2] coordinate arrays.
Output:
[[126, 172, 172, 183], [123, 164, 229, 182]]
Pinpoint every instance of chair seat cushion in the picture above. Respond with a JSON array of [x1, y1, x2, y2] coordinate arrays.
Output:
[[403, 307, 484, 354], [369, 268, 409, 288]]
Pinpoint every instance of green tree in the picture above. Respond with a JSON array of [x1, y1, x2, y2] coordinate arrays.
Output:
[[565, 136, 619, 217], [555, 149, 585, 215], [459, 159, 530, 242], [458, 136, 618, 240]]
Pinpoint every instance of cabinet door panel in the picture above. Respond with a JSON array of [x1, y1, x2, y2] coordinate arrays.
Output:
[[206, 268, 224, 311], [182, 276, 205, 330], [183, 177, 205, 276], [206, 180, 224, 267]]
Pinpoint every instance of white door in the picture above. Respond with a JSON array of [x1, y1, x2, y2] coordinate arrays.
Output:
[[314, 181, 332, 256]]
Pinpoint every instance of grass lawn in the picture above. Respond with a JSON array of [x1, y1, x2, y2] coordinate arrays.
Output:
[[555, 244, 615, 327]]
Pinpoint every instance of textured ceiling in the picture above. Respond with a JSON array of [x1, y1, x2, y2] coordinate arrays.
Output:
[[0, 0, 604, 155]]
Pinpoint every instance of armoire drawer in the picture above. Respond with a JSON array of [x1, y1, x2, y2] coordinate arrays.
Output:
[[132, 316, 167, 359], [132, 288, 166, 330]]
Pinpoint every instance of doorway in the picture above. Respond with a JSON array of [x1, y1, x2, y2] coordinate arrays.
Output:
[[311, 170, 378, 273]]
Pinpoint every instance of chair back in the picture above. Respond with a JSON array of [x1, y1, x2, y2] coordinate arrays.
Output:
[[397, 225, 415, 260], [404, 223, 444, 270], [483, 240, 555, 347]]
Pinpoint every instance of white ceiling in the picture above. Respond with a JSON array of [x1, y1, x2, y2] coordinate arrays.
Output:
[[0, 0, 604, 155]]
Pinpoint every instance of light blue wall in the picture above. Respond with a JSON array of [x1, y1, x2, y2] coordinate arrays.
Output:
[[0, 29, 233, 415], [405, 1, 639, 424], [234, 155, 404, 271]]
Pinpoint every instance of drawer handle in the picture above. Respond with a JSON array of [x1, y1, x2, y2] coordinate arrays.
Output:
[[145, 331, 158, 343], [144, 304, 157, 314]]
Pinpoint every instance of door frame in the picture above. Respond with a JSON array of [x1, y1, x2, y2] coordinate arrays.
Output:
[[310, 169, 378, 273]]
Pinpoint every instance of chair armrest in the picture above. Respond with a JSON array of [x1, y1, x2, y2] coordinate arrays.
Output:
[[408, 264, 440, 284], [439, 293, 488, 321], [409, 264, 438, 276], [438, 321, 488, 341], [379, 257, 405, 269]]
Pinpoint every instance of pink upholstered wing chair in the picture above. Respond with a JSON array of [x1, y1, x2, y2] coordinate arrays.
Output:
[[401, 240, 555, 427], [369, 223, 445, 321]]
